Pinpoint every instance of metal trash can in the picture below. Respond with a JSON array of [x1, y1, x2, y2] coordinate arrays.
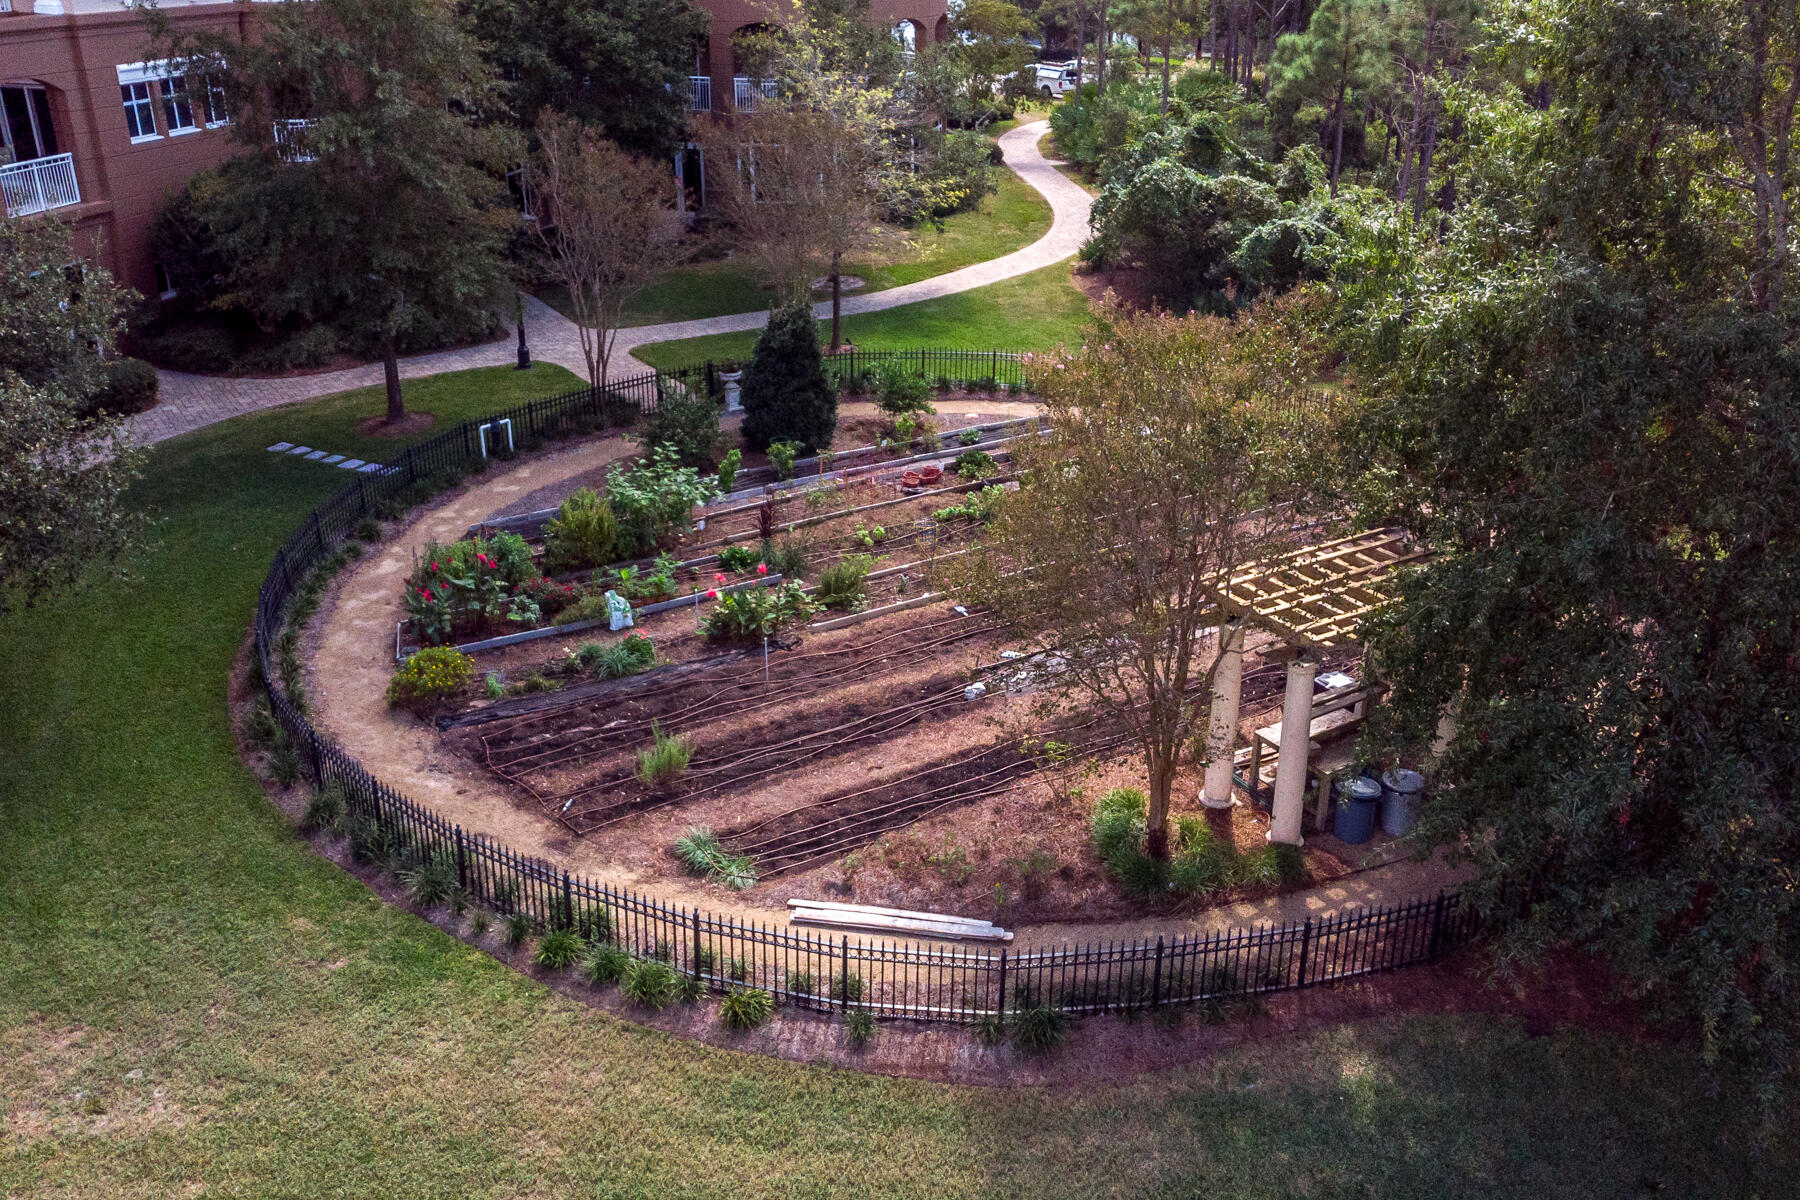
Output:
[[1380, 769, 1425, 836], [1333, 776, 1382, 844]]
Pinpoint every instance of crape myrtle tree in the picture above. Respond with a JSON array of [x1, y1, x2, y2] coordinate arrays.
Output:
[[461, 0, 710, 157], [529, 114, 685, 388], [0, 220, 145, 612], [954, 297, 1336, 858], [158, 0, 520, 424], [1342, 0, 1800, 1099]]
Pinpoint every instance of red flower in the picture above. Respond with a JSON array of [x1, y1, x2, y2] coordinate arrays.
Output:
[[756, 563, 768, 576], [705, 589, 719, 600], [420, 587, 434, 600], [430, 562, 439, 571]]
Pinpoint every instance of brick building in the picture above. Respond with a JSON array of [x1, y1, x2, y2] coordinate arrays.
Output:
[[0, 0, 950, 299]]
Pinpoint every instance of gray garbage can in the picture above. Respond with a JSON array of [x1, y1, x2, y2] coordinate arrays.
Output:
[[1380, 769, 1425, 836], [1333, 776, 1382, 843]]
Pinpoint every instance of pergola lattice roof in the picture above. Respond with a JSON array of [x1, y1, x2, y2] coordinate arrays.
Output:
[[1216, 527, 1429, 649]]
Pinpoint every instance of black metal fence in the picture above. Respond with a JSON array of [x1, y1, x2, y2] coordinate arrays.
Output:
[[252, 355, 1477, 1023]]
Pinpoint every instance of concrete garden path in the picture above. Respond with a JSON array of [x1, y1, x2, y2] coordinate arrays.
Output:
[[126, 120, 1092, 448]]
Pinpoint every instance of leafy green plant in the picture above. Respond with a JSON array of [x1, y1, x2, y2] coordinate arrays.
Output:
[[844, 1007, 876, 1047], [534, 927, 584, 970], [720, 986, 775, 1030], [973, 1013, 1006, 1045], [716, 446, 742, 494], [953, 449, 998, 479], [933, 485, 1006, 524], [636, 390, 722, 470], [576, 634, 656, 680], [606, 445, 718, 558], [622, 958, 681, 1009], [387, 647, 474, 711], [959, 427, 983, 446], [543, 487, 618, 574], [816, 554, 873, 612], [785, 970, 816, 997], [851, 523, 887, 548], [636, 725, 694, 787], [484, 671, 505, 699], [767, 439, 803, 481], [873, 361, 935, 415], [576, 906, 612, 944], [673, 827, 757, 890], [1010, 1003, 1068, 1053], [400, 853, 459, 908], [504, 911, 531, 949], [581, 942, 633, 986], [301, 781, 346, 834], [717, 544, 760, 573], [701, 581, 819, 641], [760, 538, 809, 580]]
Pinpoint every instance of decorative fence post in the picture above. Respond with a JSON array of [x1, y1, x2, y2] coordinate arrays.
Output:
[[839, 935, 850, 1007], [1428, 890, 1447, 959], [560, 870, 574, 930], [1151, 935, 1165, 1009], [692, 908, 704, 984], [1298, 917, 1313, 989], [454, 825, 467, 894], [994, 947, 1007, 1018]]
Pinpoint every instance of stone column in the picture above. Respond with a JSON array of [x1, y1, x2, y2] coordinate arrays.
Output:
[[1268, 652, 1318, 846], [1200, 620, 1245, 809]]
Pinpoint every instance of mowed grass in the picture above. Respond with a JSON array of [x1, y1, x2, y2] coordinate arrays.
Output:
[[632, 261, 1095, 373], [0, 366, 1793, 1197], [541, 166, 1053, 329]]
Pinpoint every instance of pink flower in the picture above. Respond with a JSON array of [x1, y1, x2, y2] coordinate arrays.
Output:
[[705, 589, 718, 600], [430, 562, 439, 571], [756, 563, 768, 576], [420, 588, 433, 600], [714, 572, 726, 584]]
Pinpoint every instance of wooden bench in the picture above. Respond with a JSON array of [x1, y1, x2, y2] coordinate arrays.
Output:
[[1232, 684, 1377, 830], [787, 899, 1013, 943]]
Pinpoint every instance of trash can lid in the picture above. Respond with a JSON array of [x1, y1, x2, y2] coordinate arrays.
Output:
[[1345, 777, 1383, 801], [1382, 768, 1425, 794]]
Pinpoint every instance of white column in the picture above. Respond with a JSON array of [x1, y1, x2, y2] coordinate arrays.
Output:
[[1200, 621, 1245, 809], [1268, 653, 1317, 846]]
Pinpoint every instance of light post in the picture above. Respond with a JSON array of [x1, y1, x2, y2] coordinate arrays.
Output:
[[515, 290, 531, 370]]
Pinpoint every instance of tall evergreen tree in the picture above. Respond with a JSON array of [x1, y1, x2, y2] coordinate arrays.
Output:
[[740, 304, 836, 452], [1267, 0, 1393, 191]]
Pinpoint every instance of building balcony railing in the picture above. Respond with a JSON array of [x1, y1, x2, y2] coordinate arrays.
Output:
[[687, 75, 711, 113], [1, 153, 81, 218], [272, 119, 318, 163], [733, 76, 778, 111]]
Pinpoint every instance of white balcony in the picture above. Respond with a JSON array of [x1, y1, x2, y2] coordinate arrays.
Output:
[[733, 77, 777, 111], [687, 75, 711, 113], [272, 118, 317, 163], [1, 153, 81, 218]]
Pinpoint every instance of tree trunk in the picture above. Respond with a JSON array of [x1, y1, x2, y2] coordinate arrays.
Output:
[[829, 250, 843, 352], [382, 334, 404, 423], [1329, 51, 1349, 195], [1160, 5, 1173, 114], [1096, 5, 1108, 95], [1411, 107, 1439, 220], [1145, 751, 1176, 860]]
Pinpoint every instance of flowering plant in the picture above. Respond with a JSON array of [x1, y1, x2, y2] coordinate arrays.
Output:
[[387, 646, 475, 711]]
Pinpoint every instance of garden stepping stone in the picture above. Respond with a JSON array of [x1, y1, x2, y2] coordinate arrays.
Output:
[[287, 445, 314, 455], [337, 458, 365, 470], [266, 444, 384, 472], [356, 462, 383, 473], [322, 454, 344, 464], [267, 441, 294, 452], [305, 450, 327, 460]]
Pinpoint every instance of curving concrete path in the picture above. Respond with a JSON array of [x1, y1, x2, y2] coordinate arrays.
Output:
[[126, 120, 1092, 448]]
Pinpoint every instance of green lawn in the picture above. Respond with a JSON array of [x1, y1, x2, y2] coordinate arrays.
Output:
[[632, 261, 1095, 373], [540, 167, 1053, 329], [0, 366, 1792, 1197]]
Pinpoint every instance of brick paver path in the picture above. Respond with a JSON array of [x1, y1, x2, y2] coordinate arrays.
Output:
[[125, 120, 1092, 448]]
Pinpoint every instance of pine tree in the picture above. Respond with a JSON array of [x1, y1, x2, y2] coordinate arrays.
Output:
[[740, 305, 837, 453]]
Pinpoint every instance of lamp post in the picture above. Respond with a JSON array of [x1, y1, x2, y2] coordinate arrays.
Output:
[[515, 290, 531, 370]]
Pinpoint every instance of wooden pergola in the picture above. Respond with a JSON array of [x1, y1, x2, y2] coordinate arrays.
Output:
[[1198, 527, 1429, 843]]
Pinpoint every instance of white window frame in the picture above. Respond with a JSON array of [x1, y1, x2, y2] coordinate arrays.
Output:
[[119, 81, 159, 143], [201, 74, 230, 128], [162, 74, 198, 135]]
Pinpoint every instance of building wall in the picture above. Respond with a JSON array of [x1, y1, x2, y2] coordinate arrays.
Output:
[[0, 1, 249, 296], [698, 0, 950, 116]]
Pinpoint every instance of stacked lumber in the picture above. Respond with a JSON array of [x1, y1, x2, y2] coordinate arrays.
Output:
[[786, 899, 1013, 942]]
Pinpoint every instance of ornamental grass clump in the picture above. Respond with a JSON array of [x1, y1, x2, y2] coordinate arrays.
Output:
[[542, 487, 618, 573], [581, 941, 632, 986], [815, 555, 873, 612], [386, 646, 474, 711], [577, 634, 656, 679], [1091, 789, 1254, 899], [1010, 1003, 1068, 1053], [399, 852, 459, 908], [622, 958, 681, 1009], [673, 827, 757, 890], [636, 725, 694, 787], [533, 927, 584, 970], [720, 986, 775, 1030]]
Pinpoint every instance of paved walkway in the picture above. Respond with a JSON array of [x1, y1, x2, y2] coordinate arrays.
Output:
[[125, 121, 1092, 448]]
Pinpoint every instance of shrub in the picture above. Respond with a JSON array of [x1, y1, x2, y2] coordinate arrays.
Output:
[[1010, 1003, 1068, 1053], [133, 315, 241, 373], [637, 390, 723, 470], [844, 1007, 876, 1047], [717, 544, 760, 574], [268, 734, 302, 786], [838, 971, 865, 1003], [973, 1013, 1006, 1045], [785, 970, 816, 997], [760, 538, 809, 581], [80, 357, 160, 418], [534, 927, 584, 970], [301, 780, 346, 833], [720, 986, 775, 1030], [636, 725, 694, 787], [469, 910, 491, 937], [400, 852, 459, 907], [606, 445, 718, 558], [673, 827, 757, 890], [741, 302, 837, 452], [543, 488, 618, 574], [933, 484, 1006, 524], [577, 634, 656, 680], [872, 361, 934, 415], [581, 941, 633, 986], [387, 647, 474, 711], [504, 911, 531, 949], [767, 439, 802, 481], [716, 447, 742, 494], [816, 554, 873, 612], [701, 581, 818, 641], [622, 958, 681, 1009], [953, 449, 998, 479]]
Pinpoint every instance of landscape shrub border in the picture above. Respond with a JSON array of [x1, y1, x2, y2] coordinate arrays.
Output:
[[254, 353, 1478, 1028]]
